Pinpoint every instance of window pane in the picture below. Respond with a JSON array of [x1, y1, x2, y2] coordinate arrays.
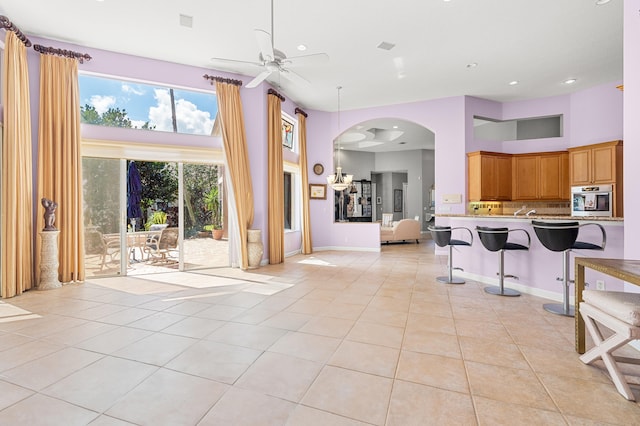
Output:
[[284, 172, 292, 230], [78, 74, 217, 135], [83, 157, 122, 277]]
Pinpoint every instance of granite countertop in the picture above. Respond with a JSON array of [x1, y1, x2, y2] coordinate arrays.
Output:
[[436, 214, 623, 222]]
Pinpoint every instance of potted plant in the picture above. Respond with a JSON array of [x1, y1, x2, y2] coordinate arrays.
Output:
[[144, 211, 167, 231], [204, 186, 223, 240]]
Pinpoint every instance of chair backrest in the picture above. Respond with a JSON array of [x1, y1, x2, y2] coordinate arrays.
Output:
[[382, 213, 393, 227], [531, 221, 579, 252], [429, 225, 452, 247], [476, 226, 509, 252], [159, 227, 179, 250], [149, 224, 169, 232]]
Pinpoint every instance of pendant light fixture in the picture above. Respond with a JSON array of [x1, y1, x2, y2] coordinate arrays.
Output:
[[327, 85, 353, 191]]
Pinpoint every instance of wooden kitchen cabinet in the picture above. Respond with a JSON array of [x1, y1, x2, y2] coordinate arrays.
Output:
[[568, 140, 622, 186], [467, 151, 512, 201], [512, 152, 569, 200]]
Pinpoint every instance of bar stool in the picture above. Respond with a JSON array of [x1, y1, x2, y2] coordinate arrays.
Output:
[[532, 221, 606, 317], [580, 289, 640, 401], [429, 225, 473, 284], [476, 226, 531, 297]]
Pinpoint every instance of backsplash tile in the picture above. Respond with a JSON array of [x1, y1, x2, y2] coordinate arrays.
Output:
[[468, 201, 571, 216]]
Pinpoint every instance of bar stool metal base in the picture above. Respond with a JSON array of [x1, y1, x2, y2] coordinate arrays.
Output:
[[437, 276, 465, 284], [484, 286, 521, 297], [543, 303, 574, 317]]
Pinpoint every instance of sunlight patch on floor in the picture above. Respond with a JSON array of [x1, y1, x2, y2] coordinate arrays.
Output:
[[0, 302, 41, 323]]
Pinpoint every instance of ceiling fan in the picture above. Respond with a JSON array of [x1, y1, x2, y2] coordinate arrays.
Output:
[[210, 0, 329, 88]]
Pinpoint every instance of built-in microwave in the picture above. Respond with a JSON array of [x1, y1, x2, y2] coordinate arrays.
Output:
[[571, 184, 613, 217]]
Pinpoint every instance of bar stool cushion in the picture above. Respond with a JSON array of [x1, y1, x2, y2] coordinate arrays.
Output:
[[531, 221, 579, 252], [573, 241, 605, 250], [583, 290, 640, 327]]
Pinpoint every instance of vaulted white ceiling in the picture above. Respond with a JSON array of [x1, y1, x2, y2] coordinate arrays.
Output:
[[1, 0, 623, 153], [0, 0, 622, 114]]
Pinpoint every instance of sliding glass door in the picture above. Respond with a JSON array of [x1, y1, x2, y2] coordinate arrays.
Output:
[[182, 163, 229, 270], [83, 155, 229, 278], [83, 157, 124, 276]]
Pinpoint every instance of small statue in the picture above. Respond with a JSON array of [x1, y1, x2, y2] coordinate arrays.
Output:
[[41, 198, 58, 231]]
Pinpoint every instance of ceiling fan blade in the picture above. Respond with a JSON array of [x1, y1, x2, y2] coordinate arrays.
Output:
[[283, 52, 330, 67], [210, 57, 263, 68], [280, 68, 310, 86], [246, 69, 273, 88], [254, 29, 274, 62]]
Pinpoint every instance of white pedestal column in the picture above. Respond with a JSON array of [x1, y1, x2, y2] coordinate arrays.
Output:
[[247, 229, 264, 269], [38, 230, 62, 290]]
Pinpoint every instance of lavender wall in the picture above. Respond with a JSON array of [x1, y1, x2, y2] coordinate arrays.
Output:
[[623, 1, 640, 288], [22, 35, 628, 259]]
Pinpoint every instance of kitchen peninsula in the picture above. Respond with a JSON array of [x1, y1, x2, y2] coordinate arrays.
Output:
[[434, 214, 624, 303]]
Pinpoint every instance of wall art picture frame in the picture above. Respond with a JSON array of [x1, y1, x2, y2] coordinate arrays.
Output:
[[309, 183, 327, 200], [394, 189, 403, 212], [282, 116, 294, 149]]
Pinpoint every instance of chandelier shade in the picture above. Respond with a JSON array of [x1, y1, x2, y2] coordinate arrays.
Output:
[[326, 166, 353, 191]]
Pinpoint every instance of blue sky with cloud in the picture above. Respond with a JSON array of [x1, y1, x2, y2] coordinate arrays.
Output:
[[79, 75, 217, 135]]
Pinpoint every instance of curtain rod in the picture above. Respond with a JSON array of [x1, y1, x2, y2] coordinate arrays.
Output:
[[0, 15, 31, 47], [203, 74, 243, 86], [33, 44, 92, 63], [294, 107, 308, 118], [267, 88, 285, 102]]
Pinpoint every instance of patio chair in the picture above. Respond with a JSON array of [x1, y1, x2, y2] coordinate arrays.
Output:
[[84, 228, 120, 270], [144, 227, 178, 263]]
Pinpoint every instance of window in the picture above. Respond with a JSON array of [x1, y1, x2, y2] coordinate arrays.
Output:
[[284, 172, 292, 230], [78, 74, 218, 136]]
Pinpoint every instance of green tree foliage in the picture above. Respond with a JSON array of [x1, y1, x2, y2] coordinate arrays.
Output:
[[183, 164, 219, 236], [135, 161, 178, 212], [80, 104, 154, 129]]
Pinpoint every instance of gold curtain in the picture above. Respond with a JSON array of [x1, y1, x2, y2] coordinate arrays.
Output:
[[36, 55, 85, 283], [267, 94, 284, 264], [1, 32, 33, 298], [215, 81, 254, 269], [297, 111, 313, 254]]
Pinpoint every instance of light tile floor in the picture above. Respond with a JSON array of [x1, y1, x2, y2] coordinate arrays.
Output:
[[1, 240, 639, 425]]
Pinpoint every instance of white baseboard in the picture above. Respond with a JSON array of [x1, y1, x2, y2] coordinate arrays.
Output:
[[313, 245, 381, 253], [456, 271, 564, 302]]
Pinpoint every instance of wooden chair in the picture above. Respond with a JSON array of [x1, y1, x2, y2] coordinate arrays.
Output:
[[144, 227, 178, 263], [580, 289, 640, 401]]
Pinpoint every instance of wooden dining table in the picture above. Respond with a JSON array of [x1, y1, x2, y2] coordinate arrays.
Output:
[[574, 257, 640, 353]]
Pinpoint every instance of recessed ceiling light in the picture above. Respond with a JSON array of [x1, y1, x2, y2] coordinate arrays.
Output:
[[393, 125, 398, 129], [509, 80, 519, 86], [564, 78, 577, 84], [466, 62, 478, 69], [595, 0, 611, 5], [297, 44, 307, 51], [179, 14, 193, 28]]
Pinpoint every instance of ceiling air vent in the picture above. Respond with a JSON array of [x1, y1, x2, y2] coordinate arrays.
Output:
[[377, 41, 395, 51]]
